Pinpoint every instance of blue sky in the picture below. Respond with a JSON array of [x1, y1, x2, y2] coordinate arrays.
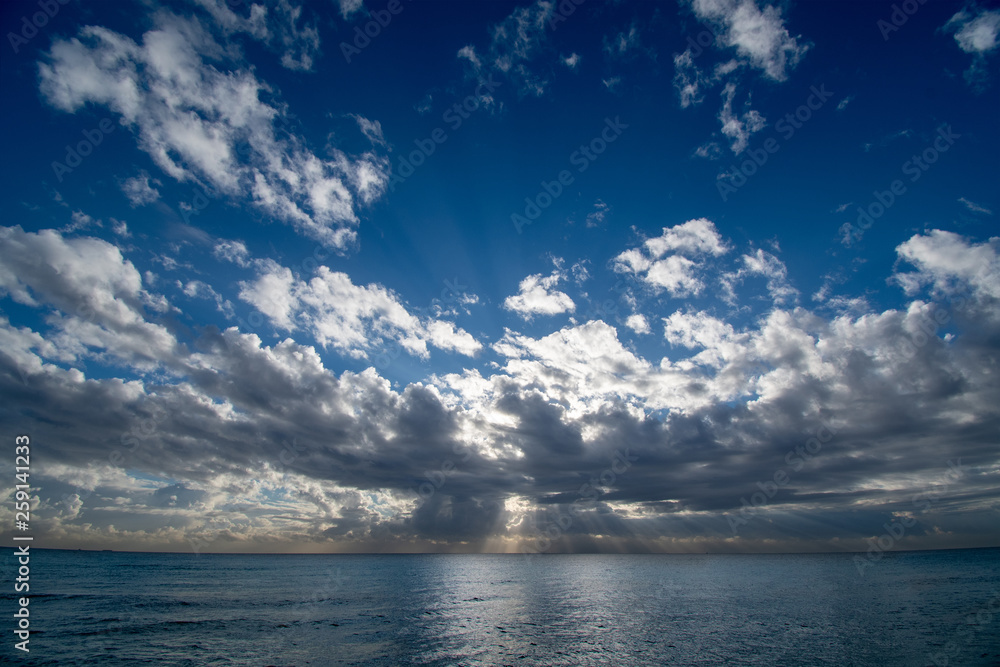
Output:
[[1, 0, 998, 554]]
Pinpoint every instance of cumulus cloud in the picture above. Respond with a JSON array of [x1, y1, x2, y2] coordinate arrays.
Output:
[[2, 225, 998, 553], [613, 218, 729, 297], [720, 248, 798, 305], [239, 260, 482, 358], [504, 267, 576, 318], [625, 313, 651, 334], [689, 0, 808, 81], [38, 10, 387, 250]]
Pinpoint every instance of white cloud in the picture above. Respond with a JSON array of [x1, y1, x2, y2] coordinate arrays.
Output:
[[586, 199, 609, 227], [504, 268, 576, 318], [193, 0, 321, 70], [690, 0, 808, 81], [111, 218, 130, 237], [625, 313, 651, 335], [38, 12, 387, 250], [893, 230, 1000, 303], [121, 171, 161, 206], [725, 248, 799, 305], [959, 197, 992, 215], [943, 8, 1000, 88], [3, 224, 1000, 553], [179, 279, 235, 319], [614, 219, 729, 297], [604, 22, 642, 59], [459, 1, 556, 98], [694, 141, 722, 160], [213, 239, 251, 267], [945, 8, 1000, 54], [644, 217, 729, 257], [673, 49, 707, 108], [718, 82, 766, 154], [239, 261, 481, 358], [63, 210, 102, 234], [562, 52, 581, 69], [0, 227, 177, 370], [338, 0, 365, 19]]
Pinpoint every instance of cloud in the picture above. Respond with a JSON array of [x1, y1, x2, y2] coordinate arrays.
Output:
[[720, 248, 799, 306], [193, 0, 321, 70], [586, 199, 610, 228], [239, 260, 481, 358], [38, 11, 388, 251], [120, 171, 161, 206], [689, 0, 809, 81], [338, 0, 365, 19], [2, 226, 999, 553], [562, 52, 581, 69], [718, 82, 766, 154], [613, 219, 729, 297], [943, 7, 1000, 88], [893, 230, 1000, 303], [458, 0, 557, 98], [673, 49, 707, 108], [694, 141, 723, 160], [958, 197, 993, 215], [504, 267, 576, 318], [625, 313, 651, 335], [63, 210, 102, 234], [0, 227, 177, 371], [213, 239, 251, 267], [603, 22, 643, 59], [945, 8, 1000, 54]]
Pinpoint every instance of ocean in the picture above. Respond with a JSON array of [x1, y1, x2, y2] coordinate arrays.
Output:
[[2, 548, 998, 666]]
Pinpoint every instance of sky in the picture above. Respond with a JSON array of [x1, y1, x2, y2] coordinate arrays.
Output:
[[0, 0, 998, 555]]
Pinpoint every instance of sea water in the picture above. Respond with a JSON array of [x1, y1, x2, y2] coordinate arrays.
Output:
[[1, 548, 998, 665]]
